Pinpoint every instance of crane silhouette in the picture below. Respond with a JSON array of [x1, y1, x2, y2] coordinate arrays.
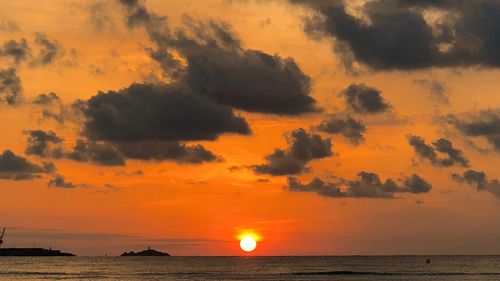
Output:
[[0, 228, 5, 247]]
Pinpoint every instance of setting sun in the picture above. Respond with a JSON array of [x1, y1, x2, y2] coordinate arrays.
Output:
[[240, 236, 257, 252]]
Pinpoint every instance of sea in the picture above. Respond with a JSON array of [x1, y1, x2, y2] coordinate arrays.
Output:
[[0, 256, 499, 280]]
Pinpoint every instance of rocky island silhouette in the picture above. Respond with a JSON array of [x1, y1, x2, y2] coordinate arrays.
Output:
[[121, 246, 170, 256]]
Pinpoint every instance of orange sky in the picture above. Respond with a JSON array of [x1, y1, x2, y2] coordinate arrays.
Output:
[[1, 0, 500, 256]]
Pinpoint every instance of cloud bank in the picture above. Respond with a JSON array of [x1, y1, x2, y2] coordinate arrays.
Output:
[[288, 172, 432, 198], [292, 0, 500, 70]]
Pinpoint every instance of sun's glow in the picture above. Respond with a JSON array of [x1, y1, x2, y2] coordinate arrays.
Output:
[[239, 235, 257, 252]]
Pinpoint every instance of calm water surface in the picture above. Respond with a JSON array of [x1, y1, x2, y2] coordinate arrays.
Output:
[[0, 256, 499, 280]]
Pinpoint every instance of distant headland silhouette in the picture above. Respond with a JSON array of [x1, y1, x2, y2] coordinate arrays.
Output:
[[0, 228, 76, 256]]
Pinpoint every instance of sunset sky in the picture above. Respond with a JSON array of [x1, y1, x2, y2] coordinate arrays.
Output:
[[1, 0, 500, 256]]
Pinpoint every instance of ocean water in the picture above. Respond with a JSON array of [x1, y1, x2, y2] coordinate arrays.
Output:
[[0, 256, 499, 280]]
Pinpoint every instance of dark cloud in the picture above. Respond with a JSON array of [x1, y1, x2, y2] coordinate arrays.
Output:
[[407, 134, 469, 167], [83, 83, 249, 142], [253, 149, 307, 175], [0, 150, 46, 180], [118, 1, 318, 115], [253, 128, 332, 175], [119, 0, 156, 28], [33, 32, 61, 65], [184, 47, 316, 115], [407, 135, 436, 161], [48, 174, 77, 188], [288, 172, 432, 198], [26, 130, 125, 166], [0, 149, 82, 187], [117, 141, 221, 164], [33, 92, 61, 106], [451, 170, 500, 199], [414, 79, 450, 105], [432, 138, 469, 167], [36, 98, 85, 124], [24, 130, 63, 158], [24, 128, 220, 166], [147, 48, 183, 79], [404, 173, 433, 193], [292, 0, 500, 70], [0, 39, 31, 64], [24, 131, 220, 166], [178, 19, 317, 115], [340, 84, 391, 114], [446, 110, 500, 151], [316, 114, 365, 144], [0, 67, 22, 105], [65, 140, 125, 167], [0, 34, 66, 67]]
